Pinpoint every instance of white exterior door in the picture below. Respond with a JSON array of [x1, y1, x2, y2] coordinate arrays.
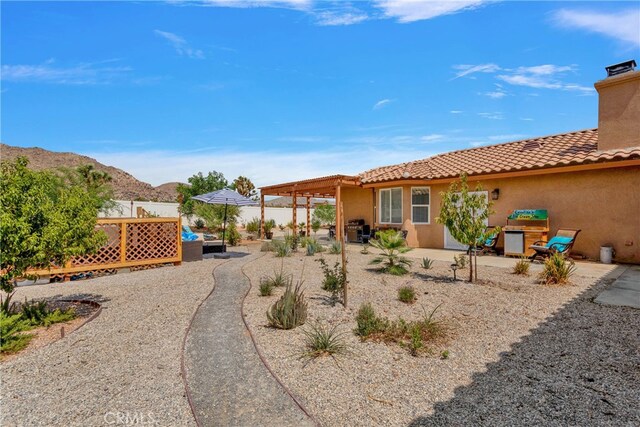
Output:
[[444, 191, 489, 250]]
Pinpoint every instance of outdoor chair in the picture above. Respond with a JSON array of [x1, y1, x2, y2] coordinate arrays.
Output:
[[529, 228, 581, 262], [181, 225, 199, 241], [469, 226, 500, 256]]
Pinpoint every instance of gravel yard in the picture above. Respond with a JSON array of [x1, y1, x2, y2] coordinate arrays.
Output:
[[242, 248, 640, 426], [0, 258, 225, 427]]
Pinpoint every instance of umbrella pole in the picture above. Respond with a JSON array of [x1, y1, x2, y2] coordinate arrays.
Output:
[[221, 202, 228, 253]]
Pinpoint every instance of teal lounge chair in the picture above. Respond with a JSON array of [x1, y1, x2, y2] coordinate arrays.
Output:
[[529, 229, 581, 262]]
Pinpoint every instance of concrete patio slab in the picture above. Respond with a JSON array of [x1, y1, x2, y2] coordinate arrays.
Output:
[[595, 266, 640, 309]]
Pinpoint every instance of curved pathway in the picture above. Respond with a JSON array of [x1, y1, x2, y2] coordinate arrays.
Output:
[[183, 252, 315, 427]]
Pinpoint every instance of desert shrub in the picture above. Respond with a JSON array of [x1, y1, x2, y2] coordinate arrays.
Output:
[[421, 257, 434, 270], [42, 308, 75, 327], [369, 230, 412, 275], [354, 303, 445, 356], [354, 303, 388, 338], [21, 299, 75, 327], [259, 279, 274, 296], [538, 252, 576, 285], [245, 217, 260, 234], [273, 240, 292, 257], [278, 224, 285, 231], [261, 242, 274, 252], [194, 218, 205, 229], [284, 232, 299, 252], [328, 240, 342, 255], [222, 222, 242, 246], [20, 299, 49, 326], [398, 285, 417, 304], [300, 322, 349, 360], [453, 254, 467, 269], [0, 312, 33, 354], [266, 281, 308, 330], [441, 349, 450, 359], [317, 258, 346, 304], [512, 257, 530, 275], [1, 292, 18, 315], [304, 238, 322, 256]]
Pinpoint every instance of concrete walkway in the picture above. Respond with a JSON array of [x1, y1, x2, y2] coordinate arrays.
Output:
[[595, 265, 640, 309], [183, 251, 315, 427]]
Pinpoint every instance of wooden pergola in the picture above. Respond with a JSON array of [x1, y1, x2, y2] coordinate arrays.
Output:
[[259, 174, 360, 239]]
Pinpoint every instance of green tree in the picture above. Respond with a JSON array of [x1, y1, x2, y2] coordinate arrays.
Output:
[[312, 203, 336, 226], [436, 174, 497, 282], [231, 176, 258, 200], [61, 164, 119, 215], [0, 158, 107, 293], [193, 203, 240, 230], [177, 171, 228, 216]]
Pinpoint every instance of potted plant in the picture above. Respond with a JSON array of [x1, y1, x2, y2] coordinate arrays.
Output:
[[264, 219, 276, 239]]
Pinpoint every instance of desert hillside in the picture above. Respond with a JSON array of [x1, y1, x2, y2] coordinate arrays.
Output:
[[1, 143, 180, 202]]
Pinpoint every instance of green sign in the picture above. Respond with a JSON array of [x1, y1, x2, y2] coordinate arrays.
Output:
[[508, 209, 548, 220]]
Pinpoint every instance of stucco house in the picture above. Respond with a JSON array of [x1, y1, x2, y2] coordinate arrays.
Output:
[[260, 61, 640, 263]]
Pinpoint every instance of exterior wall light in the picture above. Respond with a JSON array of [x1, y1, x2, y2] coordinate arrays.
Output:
[[491, 188, 500, 200]]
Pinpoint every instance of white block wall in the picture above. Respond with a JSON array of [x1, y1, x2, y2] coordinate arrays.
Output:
[[102, 200, 314, 227]]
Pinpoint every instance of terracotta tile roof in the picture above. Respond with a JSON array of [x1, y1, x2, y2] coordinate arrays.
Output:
[[359, 129, 640, 184]]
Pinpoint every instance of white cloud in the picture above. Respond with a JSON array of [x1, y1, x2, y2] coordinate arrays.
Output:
[[1, 60, 131, 85], [87, 145, 434, 187], [420, 134, 444, 142], [449, 110, 463, 114], [520, 117, 534, 121], [452, 62, 595, 94], [452, 63, 501, 79], [154, 30, 204, 59], [375, 0, 490, 23], [315, 10, 368, 26], [202, 0, 311, 10], [478, 112, 504, 120], [552, 8, 640, 47], [373, 98, 394, 110]]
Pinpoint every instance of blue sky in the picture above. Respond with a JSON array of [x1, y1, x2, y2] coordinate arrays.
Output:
[[2, 1, 639, 187]]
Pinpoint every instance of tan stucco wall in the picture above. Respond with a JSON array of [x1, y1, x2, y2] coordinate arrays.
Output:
[[342, 186, 374, 226], [344, 166, 640, 263], [595, 70, 640, 151]]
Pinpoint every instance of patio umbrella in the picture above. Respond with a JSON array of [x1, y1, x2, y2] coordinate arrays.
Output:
[[191, 189, 257, 255]]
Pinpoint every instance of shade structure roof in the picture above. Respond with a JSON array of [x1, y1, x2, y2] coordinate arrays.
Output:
[[191, 189, 257, 206], [259, 174, 360, 198]]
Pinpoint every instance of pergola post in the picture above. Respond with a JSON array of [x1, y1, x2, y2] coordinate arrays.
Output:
[[306, 197, 311, 236], [260, 193, 265, 239], [335, 184, 342, 240], [292, 191, 297, 236]]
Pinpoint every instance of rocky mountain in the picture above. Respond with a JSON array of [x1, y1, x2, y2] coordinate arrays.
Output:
[[1, 143, 180, 202]]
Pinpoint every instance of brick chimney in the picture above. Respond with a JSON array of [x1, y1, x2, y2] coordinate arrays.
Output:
[[594, 60, 640, 151]]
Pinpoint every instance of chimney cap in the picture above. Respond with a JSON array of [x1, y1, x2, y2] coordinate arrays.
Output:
[[605, 59, 637, 77]]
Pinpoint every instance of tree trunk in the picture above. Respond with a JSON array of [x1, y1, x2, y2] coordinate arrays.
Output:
[[474, 247, 478, 282], [468, 250, 473, 282]]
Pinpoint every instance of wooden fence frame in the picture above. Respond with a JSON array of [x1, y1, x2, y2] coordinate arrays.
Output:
[[31, 217, 182, 278]]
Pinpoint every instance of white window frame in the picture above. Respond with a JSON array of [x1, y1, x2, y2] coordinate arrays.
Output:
[[379, 187, 403, 224], [411, 186, 431, 225]]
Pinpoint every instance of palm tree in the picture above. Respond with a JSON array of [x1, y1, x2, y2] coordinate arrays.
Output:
[[369, 230, 413, 275]]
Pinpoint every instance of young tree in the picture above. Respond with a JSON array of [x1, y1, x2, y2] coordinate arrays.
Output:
[[312, 203, 336, 225], [436, 174, 497, 283], [231, 176, 258, 200], [0, 158, 107, 293], [177, 171, 228, 216], [61, 164, 118, 215]]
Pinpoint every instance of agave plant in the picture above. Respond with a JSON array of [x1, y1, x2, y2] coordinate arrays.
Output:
[[266, 281, 308, 329], [369, 230, 413, 275]]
